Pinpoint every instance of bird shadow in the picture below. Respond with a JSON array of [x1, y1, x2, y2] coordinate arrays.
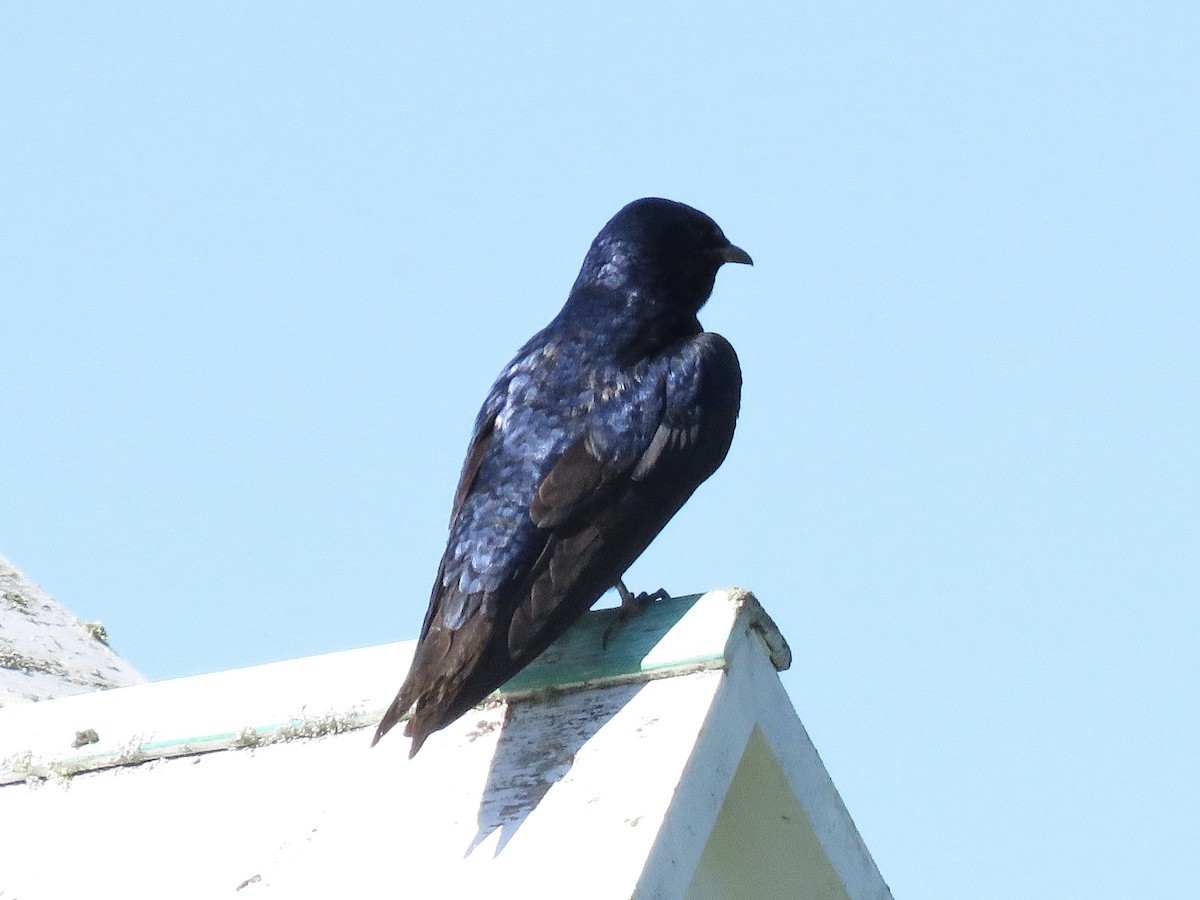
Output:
[[465, 594, 701, 857], [466, 679, 644, 857]]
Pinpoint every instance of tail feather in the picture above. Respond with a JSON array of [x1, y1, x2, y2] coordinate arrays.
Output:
[[370, 688, 413, 748], [371, 617, 493, 755]]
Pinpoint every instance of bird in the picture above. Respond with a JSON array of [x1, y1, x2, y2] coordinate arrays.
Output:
[[373, 197, 751, 756]]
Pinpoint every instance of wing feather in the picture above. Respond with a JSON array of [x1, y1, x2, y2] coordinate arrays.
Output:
[[377, 332, 741, 754], [504, 333, 741, 659]]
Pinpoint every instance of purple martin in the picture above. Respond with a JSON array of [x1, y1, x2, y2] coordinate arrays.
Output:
[[373, 198, 751, 755]]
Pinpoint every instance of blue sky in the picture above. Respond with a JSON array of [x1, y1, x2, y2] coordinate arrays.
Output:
[[3, 4, 1197, 897]]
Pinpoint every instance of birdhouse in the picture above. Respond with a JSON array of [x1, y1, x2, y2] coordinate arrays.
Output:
[[0, 583, 891, 899]]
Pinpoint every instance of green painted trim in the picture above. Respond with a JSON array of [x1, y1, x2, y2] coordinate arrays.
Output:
[[498, 594, 716, 694], [2, 591, 757, 784]]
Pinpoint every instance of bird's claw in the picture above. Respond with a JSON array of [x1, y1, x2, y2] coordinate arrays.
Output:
[[602, 580, 670, 649]]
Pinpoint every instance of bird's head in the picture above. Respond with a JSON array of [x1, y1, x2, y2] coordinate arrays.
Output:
[[574, 198, 752, 314]]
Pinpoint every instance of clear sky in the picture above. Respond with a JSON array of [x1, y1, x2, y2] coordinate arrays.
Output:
[[3, 4, 1197, 897]]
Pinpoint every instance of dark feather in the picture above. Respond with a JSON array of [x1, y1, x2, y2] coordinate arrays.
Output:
[[373, 198, 750, 755]]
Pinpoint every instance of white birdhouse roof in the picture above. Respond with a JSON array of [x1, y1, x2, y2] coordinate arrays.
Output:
[[0, 588, 891, 899]]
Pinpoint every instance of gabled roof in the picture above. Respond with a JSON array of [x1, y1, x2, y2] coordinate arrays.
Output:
[[0, 554, 144, 706], [0, 589, 892, 899]]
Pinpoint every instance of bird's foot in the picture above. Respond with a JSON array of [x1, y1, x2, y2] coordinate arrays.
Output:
[[602, 580, 670, 649]]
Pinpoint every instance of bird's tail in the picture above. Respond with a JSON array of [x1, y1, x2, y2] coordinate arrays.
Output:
[[370, 690, 442, 758], [370, 690, 411, 749], [369, 696, 403, 748]]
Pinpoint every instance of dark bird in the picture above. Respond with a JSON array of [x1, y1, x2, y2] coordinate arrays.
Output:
[[373, 197, 751, 755]]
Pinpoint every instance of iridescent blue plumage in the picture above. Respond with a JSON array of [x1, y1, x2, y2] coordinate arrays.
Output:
[[374, 198, 751, 754]]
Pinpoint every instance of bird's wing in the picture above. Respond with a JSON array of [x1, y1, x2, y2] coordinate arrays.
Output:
[[447, 385, 506, 531], [508, 332, 741, 657], [382, 333, 739, 752], [412, 382, 506, 643]]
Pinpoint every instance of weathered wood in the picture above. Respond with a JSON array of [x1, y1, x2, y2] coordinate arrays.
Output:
[[0, 588, 888, 900]]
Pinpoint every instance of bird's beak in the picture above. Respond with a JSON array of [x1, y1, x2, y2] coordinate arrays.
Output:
[[718, 243, 753, 266]]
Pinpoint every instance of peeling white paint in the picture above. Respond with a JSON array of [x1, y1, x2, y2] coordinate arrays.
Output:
[[0, 588, 891, 899]]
